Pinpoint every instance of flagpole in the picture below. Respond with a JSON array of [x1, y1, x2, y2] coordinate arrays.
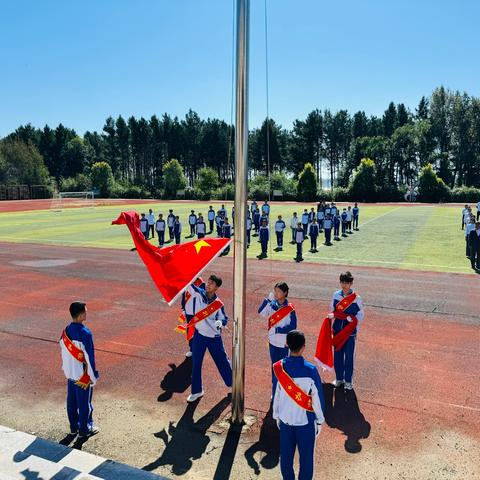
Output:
[[231, 0, 249, 425]]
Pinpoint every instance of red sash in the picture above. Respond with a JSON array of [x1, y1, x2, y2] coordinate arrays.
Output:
[[268, 303, 294, 330], [176, 298, 224, 341], [177, 277, 204, 324], [273, 360, 314, 412], [315, 292, 359, 370], [61, 329, 92, 389]]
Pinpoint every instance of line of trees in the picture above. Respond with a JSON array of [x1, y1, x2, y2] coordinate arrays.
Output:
[[1, 86, 480, 202]]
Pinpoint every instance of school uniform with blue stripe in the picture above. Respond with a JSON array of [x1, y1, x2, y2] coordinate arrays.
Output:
[[187, 285, 232, 395], [331, 289, 365, 383], [258, 298, 298, 397], [60, 323, 99, 436], [273, 356, 325, 480]]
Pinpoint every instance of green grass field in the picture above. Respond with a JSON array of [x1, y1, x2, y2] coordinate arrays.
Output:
[[0, 202, 471, 274]]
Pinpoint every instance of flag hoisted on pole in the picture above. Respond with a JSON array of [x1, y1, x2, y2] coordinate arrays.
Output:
[[231, 0, 249, 425]]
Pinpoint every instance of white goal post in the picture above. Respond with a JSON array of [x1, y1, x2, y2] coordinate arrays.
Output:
[[51, 191, 95, 211]]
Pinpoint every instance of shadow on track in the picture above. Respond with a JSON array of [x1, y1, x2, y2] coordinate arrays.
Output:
[[212, 422, 242, 480], [143, 395, 231, 475], [157, 358, 192, 402], [244, 405, 280, 475], [323, 383, 371, 453]]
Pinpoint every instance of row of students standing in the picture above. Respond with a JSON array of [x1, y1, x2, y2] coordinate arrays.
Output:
[[464, 211, 480, 270], [139, 205, 235, 248]]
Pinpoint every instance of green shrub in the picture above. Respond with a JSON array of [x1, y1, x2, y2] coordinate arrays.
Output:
[[213, 183, 235, 200], [417, 163, 450, 202], [297, 163, 318, 201], [163, 159, 187, 199], [194, 167, 219, 200], [90, 162, 114, 197], [59, 174, 92, 192], [450, 186, 480, 203], [317, 189, 334, 202], [348, 158, 377, 202], [376, 183, 405, 202], [332, 187, 350, 202]]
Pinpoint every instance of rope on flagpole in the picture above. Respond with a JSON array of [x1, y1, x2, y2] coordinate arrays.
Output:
[[264, 0, 274, 277]]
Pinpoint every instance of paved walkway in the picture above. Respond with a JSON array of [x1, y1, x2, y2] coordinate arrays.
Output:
[[0, 424, 168, 480]]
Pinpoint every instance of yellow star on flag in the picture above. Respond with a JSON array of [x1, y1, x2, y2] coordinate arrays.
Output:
[[194, 240, 211, 254]]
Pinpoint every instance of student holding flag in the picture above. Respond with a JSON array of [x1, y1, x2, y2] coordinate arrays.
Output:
[[273, 330, 325, 480], [315, 271, 364, 390], [258, 282, 297, 398], [179, 277, 205, 358], [183, 275, 232, 402]]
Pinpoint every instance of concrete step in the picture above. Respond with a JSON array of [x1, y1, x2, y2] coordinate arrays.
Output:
[[0, 425, 168, 479]]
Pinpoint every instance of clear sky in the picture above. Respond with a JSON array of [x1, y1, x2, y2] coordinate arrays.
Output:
[[1, 0, 479, 137]]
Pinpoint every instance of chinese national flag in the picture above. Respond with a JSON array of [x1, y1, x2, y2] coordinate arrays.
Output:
[[112, 211, 231, 305]]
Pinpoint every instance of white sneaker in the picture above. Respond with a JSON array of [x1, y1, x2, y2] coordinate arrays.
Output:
[[344, 382, 353, 390], [185, 351, 192, 358], [187, 391, 204, 402], [332, 379, 344, 388]]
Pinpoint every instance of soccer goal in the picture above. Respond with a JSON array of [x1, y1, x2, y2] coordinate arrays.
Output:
[[51, 191, 95, 211]]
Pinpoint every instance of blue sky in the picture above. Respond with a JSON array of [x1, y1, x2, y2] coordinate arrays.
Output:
[[1, 0, 478, 136]]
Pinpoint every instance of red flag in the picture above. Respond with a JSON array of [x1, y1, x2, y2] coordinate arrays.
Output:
[[315, 317, 334, 371], [112, 211, 231, 305], [315, 314, 358, 371]]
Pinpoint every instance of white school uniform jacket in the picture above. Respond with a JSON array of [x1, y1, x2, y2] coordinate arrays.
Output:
[[60, 323, 97, 386], [187, 285, 228, 338], [147, 213, 155, 225], [290, 217, 298, 229], [465, 223, 475, 237], [272, 356, 325, 426], [330, 289, 365, 336], [258, 298, 298, 348], [346, 210, 352, 221], [139, 218, 148, 232], [167, 214, 175, 227], [275, 220, 286, 232], [196, 221, 206, 235], [208, 210, 215, 221], [155, 219, 166, 231], [295, 229, 304, 243]]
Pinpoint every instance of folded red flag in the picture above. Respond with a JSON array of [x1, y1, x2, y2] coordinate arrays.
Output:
[[315, 317, 335, 371], [315, 315, 358, 371], [112, 211, 231, 305]]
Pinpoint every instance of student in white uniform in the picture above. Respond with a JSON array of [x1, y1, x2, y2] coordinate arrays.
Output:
[[273, 330, 325, 480], [139, 213, 149, 240], [155, 214, 166, 247], [290, 213, 298, 244], [196, 214, 206, 239], [147, 209, 155, 239], [275, 215, 286, 251]]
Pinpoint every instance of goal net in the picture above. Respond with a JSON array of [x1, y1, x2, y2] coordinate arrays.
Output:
[[51, 191, 95, 211]]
